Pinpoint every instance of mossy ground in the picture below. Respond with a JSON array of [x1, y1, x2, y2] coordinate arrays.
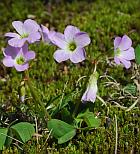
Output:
[[0, 0, 140, 153]]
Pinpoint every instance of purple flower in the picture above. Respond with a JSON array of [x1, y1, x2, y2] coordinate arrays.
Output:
[[114, 35, 135, 69], [3, 44, 35, 72], [5, 19, 41, 47], [40, 25, 56, 44], [53, 25, 91, 63], [81, 72, 98, 103]]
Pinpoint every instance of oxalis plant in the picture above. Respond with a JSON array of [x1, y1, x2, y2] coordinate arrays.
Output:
[[0, 19, 140, 149]]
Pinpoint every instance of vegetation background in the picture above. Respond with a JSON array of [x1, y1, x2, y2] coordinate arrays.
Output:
[[0, 0, 140, 153]]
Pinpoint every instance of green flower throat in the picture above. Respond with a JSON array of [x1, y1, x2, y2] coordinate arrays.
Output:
[[115, 48, 121, 56], [20, 33, 29, 39], [16, 56, 25, 65], [69, 42, 76, 51]]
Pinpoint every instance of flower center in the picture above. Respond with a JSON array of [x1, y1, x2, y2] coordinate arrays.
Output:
[[16, 56, 25, 65], [69, 42, 76, 51], [115, 48, 121, 56], [20, 33, 29, 38]]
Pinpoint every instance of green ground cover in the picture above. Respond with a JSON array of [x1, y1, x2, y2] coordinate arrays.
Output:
[[0, 0, 140, 153]]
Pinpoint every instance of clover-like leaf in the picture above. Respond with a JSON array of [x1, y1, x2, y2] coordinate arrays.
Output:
[[76, 110, 101, 128], [0, 128, 8, 150], [48, 119, 76, 144], [11, 122, 35, 143]]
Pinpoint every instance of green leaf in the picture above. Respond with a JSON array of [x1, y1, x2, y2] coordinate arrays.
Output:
[[48, 119, 76, 144], [135, 44, 140, 64], [84, 113, 101, 128], [58, 129, 76, 144], [11, 122, 35, 143], [0, 128, 8, 150], [77, 110, 101, 128], [5, 128, 13, 148]]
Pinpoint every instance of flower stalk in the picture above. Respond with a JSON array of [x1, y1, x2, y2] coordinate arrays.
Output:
[[24, 70, 51, 121]]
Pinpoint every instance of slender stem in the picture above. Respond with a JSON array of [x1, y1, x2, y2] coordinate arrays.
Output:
[[24, 70, 51, 120], [72, 100, 81, 118], [93, 61, 97, 73], [115, 114, 118, 154]]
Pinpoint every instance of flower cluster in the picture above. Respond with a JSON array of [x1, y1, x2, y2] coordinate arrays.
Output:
[[3, 19, 41, 71], [2, 19, 136, 103]]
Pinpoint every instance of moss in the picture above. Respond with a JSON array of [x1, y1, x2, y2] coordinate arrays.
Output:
[[0, 0, 140, 153]]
